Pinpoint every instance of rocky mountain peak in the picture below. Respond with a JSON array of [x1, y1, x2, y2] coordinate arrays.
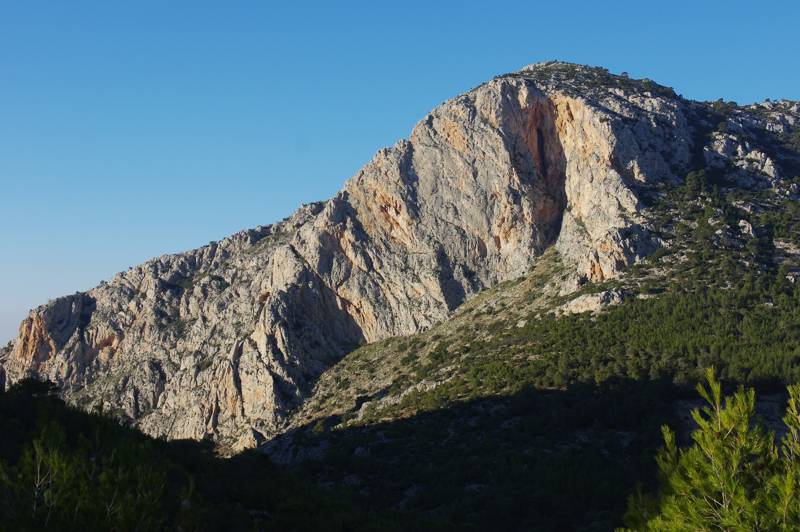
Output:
[[1, 62, 797, 450]]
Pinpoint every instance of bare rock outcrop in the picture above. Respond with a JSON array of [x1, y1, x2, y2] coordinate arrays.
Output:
[[3, 62, 793, 449]]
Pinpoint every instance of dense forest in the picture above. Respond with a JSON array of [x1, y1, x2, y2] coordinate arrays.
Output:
[[274, 273, 800, 530], [0, 379, 408, 531]]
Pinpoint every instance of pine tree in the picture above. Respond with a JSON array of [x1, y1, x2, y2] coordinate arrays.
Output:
[[622, 369, 800, 531]]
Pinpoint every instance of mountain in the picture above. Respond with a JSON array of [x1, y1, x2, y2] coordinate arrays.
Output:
[[1, 61, 799, 460]]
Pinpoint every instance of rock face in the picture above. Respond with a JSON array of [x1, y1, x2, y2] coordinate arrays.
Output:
[[1, 62, 797, 450]]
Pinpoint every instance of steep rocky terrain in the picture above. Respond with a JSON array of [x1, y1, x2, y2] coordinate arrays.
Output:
[[1, 61, 798, 458], [255, 80, 799, 528]]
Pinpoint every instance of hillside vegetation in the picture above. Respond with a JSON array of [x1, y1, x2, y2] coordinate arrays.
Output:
[[266, 169, 800, 530]]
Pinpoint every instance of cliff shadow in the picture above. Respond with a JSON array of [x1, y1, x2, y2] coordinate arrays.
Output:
[[263, 377, 697, 531]]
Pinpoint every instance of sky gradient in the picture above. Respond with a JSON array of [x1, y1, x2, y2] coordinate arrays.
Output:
[[1, 0, 799, 342]]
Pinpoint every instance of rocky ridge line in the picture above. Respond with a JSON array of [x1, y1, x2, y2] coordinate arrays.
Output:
[[2, 61, 796, 450]]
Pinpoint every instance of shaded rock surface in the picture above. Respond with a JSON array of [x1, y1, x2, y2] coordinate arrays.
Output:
[[2, 62, 798, 450]]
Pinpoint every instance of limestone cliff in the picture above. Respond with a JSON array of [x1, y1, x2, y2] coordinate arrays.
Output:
[[2, 62, 797, 450]]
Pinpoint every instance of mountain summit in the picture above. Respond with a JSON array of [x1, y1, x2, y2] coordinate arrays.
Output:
[[2, 62, 798, 451]]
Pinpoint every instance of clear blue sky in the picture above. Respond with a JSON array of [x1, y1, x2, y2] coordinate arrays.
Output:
[[1, 0, 798, 343]]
